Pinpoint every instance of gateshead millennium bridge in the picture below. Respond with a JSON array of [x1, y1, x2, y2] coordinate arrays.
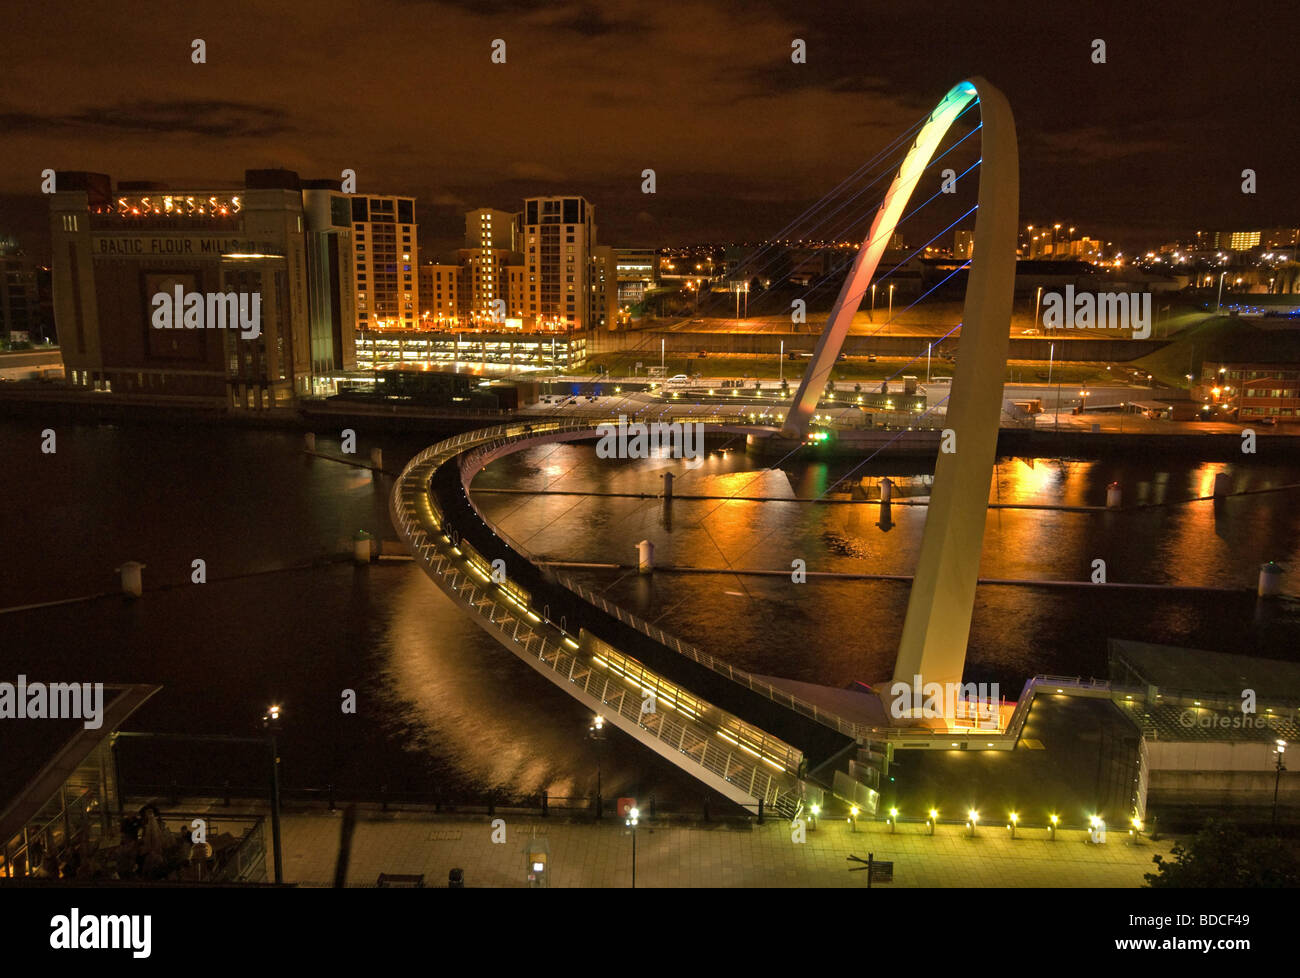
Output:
[[391, 79, 1055, 818]]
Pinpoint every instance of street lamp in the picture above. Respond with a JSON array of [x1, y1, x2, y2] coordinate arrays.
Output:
[[588, 715, 606, 819], [261, 704, 284, 884], [626, 806, 640, 888], [1273, 740, 1287, 828], [1047, 341, 1059, 430], [1130, 814, 1144, 844]]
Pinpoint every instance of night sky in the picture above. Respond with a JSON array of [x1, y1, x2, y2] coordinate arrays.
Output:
[[2, 0, 1296, 261]]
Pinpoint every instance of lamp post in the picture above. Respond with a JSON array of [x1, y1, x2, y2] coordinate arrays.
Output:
[[588, 715, 606, 819], [262, 704, 284, 884], [887, 283, 895, 328], [626, 805, 640, 888], [1035, 286, 1043, 333], [1216, 271, 1226, 312], [1273, 739, 1287, 828], [1047, 341, 1057, 429]]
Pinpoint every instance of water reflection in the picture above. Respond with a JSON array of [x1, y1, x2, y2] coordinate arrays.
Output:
[[474, 445, 1300, 693]]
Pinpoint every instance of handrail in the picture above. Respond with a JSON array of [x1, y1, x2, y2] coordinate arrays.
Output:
[[408, 416, 872, 742], [391, 430, 805, 817]]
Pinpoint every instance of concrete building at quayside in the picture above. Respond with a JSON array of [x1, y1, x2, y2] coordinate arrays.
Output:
[[48, 169, 356, 410]]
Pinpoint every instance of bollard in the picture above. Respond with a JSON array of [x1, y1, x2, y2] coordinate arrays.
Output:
[[1259, 561, 1283, 598], [117, 560, 145, 598], [757, 798, 763, 824], [304, 432, 316, 452], [354, 531, 372, 564], [663, 471, 674, 502], [1213, 471, 1231, 498], [1106, 481, 1122, 508], [637, 539, 654, 574], [369, 447, 383, 471], [879, 478, 893, 528]]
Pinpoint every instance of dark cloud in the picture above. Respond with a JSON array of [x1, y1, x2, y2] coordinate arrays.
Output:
[[0, 100, 292, 139]]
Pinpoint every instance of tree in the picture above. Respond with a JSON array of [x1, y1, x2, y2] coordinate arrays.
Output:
[[1145, 820, 1300, 888]]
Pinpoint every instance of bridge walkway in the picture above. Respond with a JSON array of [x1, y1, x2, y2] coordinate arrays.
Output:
[[391, 420, 870, 817]]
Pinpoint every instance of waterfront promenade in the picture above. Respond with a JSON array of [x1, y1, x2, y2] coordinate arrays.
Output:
[[274, 810, 1174, 888]]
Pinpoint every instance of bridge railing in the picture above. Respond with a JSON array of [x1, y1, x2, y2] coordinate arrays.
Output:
[[399, 420, 873, 743], [391, 437, 804, 818], [558, 575, 869, 742]]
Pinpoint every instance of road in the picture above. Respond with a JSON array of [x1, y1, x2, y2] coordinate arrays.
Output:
[[646, 311, 1155, 341], [525, 377, 1254, 436]]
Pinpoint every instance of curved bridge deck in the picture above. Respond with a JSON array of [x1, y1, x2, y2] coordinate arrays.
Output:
[[390, 420, 865, 817]]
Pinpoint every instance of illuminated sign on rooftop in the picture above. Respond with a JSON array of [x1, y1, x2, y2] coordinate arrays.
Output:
[[111, 195, 243, 218]]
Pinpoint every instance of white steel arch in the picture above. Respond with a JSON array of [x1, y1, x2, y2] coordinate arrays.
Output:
[[785, 78, 1020, 694]]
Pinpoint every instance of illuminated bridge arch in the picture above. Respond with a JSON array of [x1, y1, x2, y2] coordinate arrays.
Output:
[[785, 78, 1020, 694]]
